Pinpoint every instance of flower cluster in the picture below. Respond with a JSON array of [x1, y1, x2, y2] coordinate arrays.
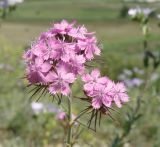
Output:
[[24, 19, 130, 120], [128, 7, 154, 18], [82, 69, 129, 110], [31, 102, 59, 115], [118, 68, 144, 88], [23, 20, 101, 96], [0, 0, 24, 9]]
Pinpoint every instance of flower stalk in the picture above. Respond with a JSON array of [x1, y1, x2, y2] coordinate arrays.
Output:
[[66, 94, 72, 147]]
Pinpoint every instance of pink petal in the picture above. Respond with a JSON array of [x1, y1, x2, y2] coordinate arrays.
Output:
[[92, 98, 102, 109], [41, 62, 52, 73], [84, 83, 93, 92], [48, 85, 57, 95], [104, 80, 114, 93], [94, 83, 105, 92], [97, 77, 108, 84], [116, 82, 126, 93], [64, 73, 76, 83], [56, 112, 67, 120], [91, 69, 100, 79], [85, 49, 94, 60], [76, 55, 86, 64], [28, 71, 43, 84], [61, 84, 71, 96], [46, 72, 58, 82], [119, 93, 129, 102], [94, 46, 101, 56], [102, 96, 112, 107], [82, 74, 92, 82], [32, 42, 47, 57], [35, 58, 43, 66], [114, 96, 122, 108]]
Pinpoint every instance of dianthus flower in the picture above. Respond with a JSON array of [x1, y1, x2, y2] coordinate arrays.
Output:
[[46, 66, 75, 96], [82, 69, 129, 111], [82, 69, 108, 93], [24, 20, 101, 96], [110, 82, 129, 108]]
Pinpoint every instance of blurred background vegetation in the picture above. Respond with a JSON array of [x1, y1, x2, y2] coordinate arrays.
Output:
[[0, 0, 160, 146]]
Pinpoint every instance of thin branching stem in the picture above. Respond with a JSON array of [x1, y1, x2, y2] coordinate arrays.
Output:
[[66, 93, 72, 147]]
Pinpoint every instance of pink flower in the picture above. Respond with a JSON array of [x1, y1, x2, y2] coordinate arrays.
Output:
[[78, 36, 101, 60], [82, 69, 108, 93], [56, 112, 67, 120], [61, 54, 86, 75], [83, 69, 129, 110], [111, 82, 129, 108], [46, 66, 76, 96], [27, 58, 51, 84], [51, 39, 75, 61], [68, 25, 88, 39], [38, 31, 54, 40], [52, 20, 76, 34], [32, 40, 55, 60], [89, 83, 113, 109]]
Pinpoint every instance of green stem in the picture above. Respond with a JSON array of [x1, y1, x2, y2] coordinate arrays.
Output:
[[66, 94, 72, 147]]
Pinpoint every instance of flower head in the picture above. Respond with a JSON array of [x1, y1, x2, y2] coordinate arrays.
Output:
[[26, 58, 52, 84], [82, 69, 109, 93], [111, 82, 129, 108], [46, 66, 75, 96], [24, 20, 101, 96], [78, 36, 101, 60], [52, 20, 76, 34], [83, 69, 129, 111], [90, 84, 112, 109]]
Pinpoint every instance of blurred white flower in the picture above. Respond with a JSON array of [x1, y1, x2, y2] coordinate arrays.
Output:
[[128, 7, 155, 17], [125, 0, 160, 3], [128, 7, 141, 17], [150, 73, 159, 81], [157, 14, 160, 19], [145, 0, 160, 2], [133, 67, 144, 75], [118, 74, 127, 81], [0, 0, 24, 8], [123, 69, 133, 76], [7, 0, 24, 6], [31, 102, 44, 115], [31, 102, 60, 115]]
